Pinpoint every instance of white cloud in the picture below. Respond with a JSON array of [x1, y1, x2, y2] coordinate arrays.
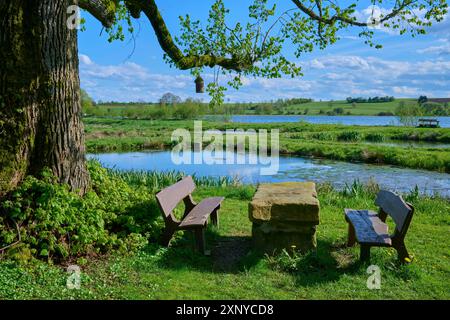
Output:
[[79, 54, 93, 65], [79, 53, 450, 102], [80, 56, 153, 80], [392, 86, 420, 95], [306, 56, 371, 70], [298, 54, 450, 99], [79, 54, 194, 101], [418, 39, 450, 55]]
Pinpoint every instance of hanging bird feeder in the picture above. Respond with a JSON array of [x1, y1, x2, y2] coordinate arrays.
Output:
[[195, 75, 205, 93]]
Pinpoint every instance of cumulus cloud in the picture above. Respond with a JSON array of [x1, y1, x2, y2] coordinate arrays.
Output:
[[79, 54, 93, 65], [418, 39, 450, 56], [392, 86, 420, 96], [79, 54, 194, 101], [79, 53, 450, 102], [298, 54, 450, 99]]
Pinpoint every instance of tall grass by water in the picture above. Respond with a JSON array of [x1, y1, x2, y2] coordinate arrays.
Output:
[[107, 168, 241, 191]]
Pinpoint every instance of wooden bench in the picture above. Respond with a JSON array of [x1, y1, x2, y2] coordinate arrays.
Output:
[[345, 190, 414, 263], [417, 118, 440, 128], [156, 176, 224, 254]]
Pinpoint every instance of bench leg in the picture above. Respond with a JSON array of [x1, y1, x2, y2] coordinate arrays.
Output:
[[360, 245, 371, 262], [394, 242, 411, 263], [347, 223, 356, 247], [160, 227, 176, 247], [194, 228, 206, 255], [211, 208, 219, 228]]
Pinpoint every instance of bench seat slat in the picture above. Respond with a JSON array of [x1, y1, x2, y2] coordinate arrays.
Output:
[[179, 197, 224, 229], [345, 209, 391, 246]]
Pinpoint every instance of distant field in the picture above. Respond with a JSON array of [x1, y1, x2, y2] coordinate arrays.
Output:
[[93, 99, 415, 117], [278, 99, 410, 116]]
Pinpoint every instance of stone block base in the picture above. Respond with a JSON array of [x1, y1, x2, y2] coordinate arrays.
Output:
[[252, 222, 317, 254]]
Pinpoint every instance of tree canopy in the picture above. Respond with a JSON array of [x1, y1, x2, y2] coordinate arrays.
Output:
[[78, 0, 447, 105], [159, 92, 182, 105]]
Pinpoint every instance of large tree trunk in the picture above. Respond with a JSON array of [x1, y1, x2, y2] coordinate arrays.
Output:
[[0, 0, 89, 195]]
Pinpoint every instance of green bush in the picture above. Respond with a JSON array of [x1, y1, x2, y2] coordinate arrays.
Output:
[[0, 161, 162, 263], [365, 132, 385, 142], [310, 132, 334, 141], [337, 131, 361, 142], [421, 102, 449, 116], [173, 102, 201, 119], [395, 102, 422, 126]]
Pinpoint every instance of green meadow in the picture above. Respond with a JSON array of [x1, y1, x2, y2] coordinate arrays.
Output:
[[90, 98, 411, 117], [1, 168, 449, 300], [83, 118, 450, 173]]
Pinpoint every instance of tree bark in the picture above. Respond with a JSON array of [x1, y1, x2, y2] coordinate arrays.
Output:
[[0, 0, 89, 195]]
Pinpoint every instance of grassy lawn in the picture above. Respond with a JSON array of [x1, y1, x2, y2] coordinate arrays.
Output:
[[83, 118, 450, 172], [1, 182, 449, 300]]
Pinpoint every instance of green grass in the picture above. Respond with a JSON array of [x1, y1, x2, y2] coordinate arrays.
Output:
[[84, 118, 450, 172], [1, 176, 449, 300]]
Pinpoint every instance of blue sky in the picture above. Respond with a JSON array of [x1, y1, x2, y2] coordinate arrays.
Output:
[[78, 0, 450, 103]]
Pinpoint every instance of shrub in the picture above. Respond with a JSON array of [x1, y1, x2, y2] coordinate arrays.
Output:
[[337, 131, 361, 142], [311, 132, 334, 141], [81, 89, 94, 114], [421, 102, 449, 116], [377, 112, 394, 116], [347, 96, 395, 103], [0, 161, 162, 262], [333, 107, 344, 115], [395, 102, 422, 126], [173, 102, 201, 119], [365, 133, 385, 142]]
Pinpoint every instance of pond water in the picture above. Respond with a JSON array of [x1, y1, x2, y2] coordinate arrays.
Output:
[[223, 115, 450, 127], [88, 151, 450, 197]]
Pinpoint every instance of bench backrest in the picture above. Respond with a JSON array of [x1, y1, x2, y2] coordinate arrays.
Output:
[[375, 190, 413, 233], [156, 176, 196, 219]]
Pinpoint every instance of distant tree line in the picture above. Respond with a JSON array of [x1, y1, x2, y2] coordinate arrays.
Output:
[[417, 96, 449, 116], [97, 101, 156, 106], [395, 97, 449, 126], [346, 96, 395, 104]]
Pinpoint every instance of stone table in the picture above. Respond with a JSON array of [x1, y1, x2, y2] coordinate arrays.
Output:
[[249, 182, 320, 254]]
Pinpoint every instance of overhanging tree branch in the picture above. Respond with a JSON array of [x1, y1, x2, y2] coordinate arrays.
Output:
[[82, 0, 445, 74], [291, 0, 414, 27], [79, 0, 117, 28], [135, 0, 251, 72]]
